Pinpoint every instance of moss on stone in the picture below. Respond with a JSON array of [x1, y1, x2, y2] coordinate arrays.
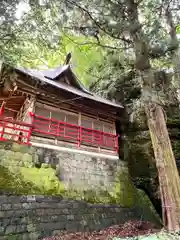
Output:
[[0, 165, 39, 195], [135, 189, 162, 225], [0, 165, 64, 195], [109, 167, 136, 207], [0, 145, 64, 196], [0, 151, 134, 207], [0, 153, 136, 206], [63, 166, 136, 207], [41, 163, 51, 168], [22, 153, 34, 167], [63, 188, 113, 204], [11, 143, 32, 154], [19, 167, 64, 194], [0, 143, 136, 206], [0, 140, 160, 224]]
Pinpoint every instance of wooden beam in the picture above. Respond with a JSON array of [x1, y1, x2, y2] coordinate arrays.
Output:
[[0, 96, 25, 100], [5, 107, 18, 112]]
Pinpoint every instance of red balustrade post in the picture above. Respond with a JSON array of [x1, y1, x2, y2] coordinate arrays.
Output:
[[0, 101, 5, 117], [56, 123, 60, 137], [27, 112, 34, 145], [78, 126, 82, 147], [98, 131, 103, 146], [63, 123, 66, 138], [0, 122, 5, 140], [48, 117, 51, 133], [115, 135, 119, 153], [0, 101, 5, 140]]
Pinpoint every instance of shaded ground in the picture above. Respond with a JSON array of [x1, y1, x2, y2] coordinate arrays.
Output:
[[42, 220, 160, 240]]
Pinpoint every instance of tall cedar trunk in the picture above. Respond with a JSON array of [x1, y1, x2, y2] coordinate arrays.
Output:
[[165, 4, 180, 105], [125, 0, 180, 230], [145, 103, 180, 231]]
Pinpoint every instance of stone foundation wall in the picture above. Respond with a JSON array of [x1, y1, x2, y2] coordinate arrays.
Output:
[[33, 139, 119, 191], [43, 149, 118, 190], [0, 141, 161, 240], [0, 141, 119, 192], [0, 195, 137, 240]]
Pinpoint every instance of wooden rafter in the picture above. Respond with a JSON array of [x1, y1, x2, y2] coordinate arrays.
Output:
[[5, 107, 18, 113], [0, 96, 25, 101]]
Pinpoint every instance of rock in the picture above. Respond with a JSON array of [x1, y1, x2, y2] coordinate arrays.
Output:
[[0, 226, 5, 235], [5, 225, 17, 235], [1, 204, 11, 210], [16, 225, 27, 233], [27, 224, 36, 233], [22, 233, 30, 240], [29, 232, 41, 240], [67, 215, 74, 220], [41, 163, 50, 168]]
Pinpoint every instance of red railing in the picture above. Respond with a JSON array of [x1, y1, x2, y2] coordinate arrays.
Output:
[[0, 117, 32, 145], [0, 113, 119, 152], [30, 113, 119, 152]]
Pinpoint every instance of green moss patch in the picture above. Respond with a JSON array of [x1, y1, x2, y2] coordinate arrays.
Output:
[[11, 142, 32, 154], [0, 165, 64, 195], [20, 167, 64, 194], [109, 167, 136, 207], [135, 189, 162, 225], [0, 146, 64, 196]]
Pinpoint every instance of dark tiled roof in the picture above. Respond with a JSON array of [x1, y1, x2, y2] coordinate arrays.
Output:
[[15, 65, 123, 109], [42, 66, 68, 80], [21, 65, 92, 95]]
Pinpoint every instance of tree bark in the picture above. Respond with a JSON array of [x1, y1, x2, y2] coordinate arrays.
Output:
[[164, 3, 180, 106], [145, 103, 180, 231], [125, 0, 180, 230]]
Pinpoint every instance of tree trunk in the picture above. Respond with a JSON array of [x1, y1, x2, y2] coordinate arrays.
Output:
[[145, 103, 180, 231], [165, 4, 180, 106], [125, 0, 180, 230]]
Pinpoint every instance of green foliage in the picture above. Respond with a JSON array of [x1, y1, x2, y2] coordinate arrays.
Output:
[[0, 32, 106, 87], [176, 25, 180, 34], [21, 33, 105, 87], [60, 34, 105, 87]]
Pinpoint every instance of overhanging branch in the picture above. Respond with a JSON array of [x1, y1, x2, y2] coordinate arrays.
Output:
[[65, 0, 132, 44], [63, 32, 132, 50]]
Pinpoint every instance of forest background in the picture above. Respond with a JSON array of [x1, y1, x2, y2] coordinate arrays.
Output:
[[2, 0, 180, 231]]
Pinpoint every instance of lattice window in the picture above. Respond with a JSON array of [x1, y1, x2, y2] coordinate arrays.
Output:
[[34, 104, 79, 141], [81, 117, 93, 129], [35, 106, 50, 118], [94, 120, 103, 131], [33, 103, 117, 151], [80, 115, 116, 149]]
